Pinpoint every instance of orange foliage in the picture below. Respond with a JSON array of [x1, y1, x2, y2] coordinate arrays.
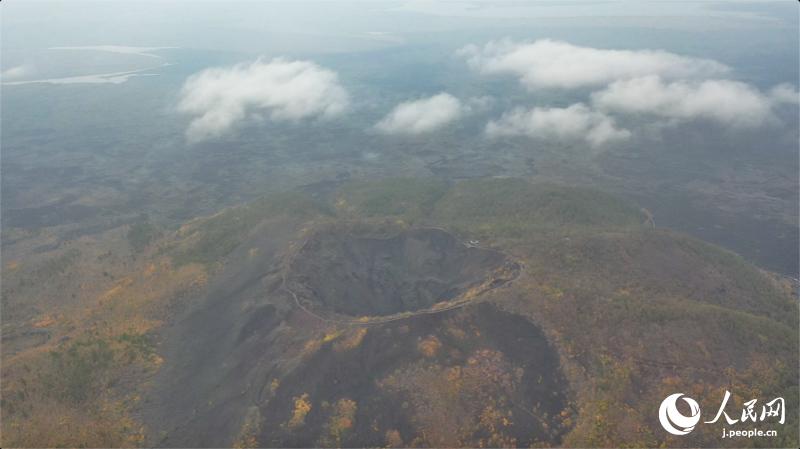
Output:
[[32, 315, 57, 328], [334, 328, 368, 352], [288, 393, 312, 429], [385, 429, 403, 448], [417, 335, 442, 358]]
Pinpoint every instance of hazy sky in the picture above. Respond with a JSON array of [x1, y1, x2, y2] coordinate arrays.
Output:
[[3, 1, 796, 143], [2, 1, 796, 57]]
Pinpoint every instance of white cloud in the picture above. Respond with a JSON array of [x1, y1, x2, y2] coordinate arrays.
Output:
[[178, 58, 349, 143], [592, 76, 781, 127], [486, 103, 631, 147], [375, 93, 465, 134], [458, 39, 729, 89], [769, 83, 799, 105], [466, 95, 494, 111], [1, 64, 33, 81], [461, 38, 795, 136]]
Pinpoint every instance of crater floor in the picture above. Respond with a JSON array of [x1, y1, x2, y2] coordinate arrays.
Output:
[[286, 227, 512, 316]]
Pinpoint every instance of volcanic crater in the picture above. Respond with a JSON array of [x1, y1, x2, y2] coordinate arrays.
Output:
[[285, 227, 520, 317]]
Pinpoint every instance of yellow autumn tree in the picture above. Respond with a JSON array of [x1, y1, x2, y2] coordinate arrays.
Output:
[[287, 393, 312, 429]]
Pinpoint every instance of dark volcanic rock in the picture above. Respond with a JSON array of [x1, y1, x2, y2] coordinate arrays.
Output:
[[287, 227, 509, 316]]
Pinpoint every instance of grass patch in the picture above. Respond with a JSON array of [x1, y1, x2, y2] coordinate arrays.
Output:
[[431, 178, 644, 235], [170, 191, 331, 267], [127, 220, 161, 253], [35, 248, 81, 277], [40, 333, 157, 405], [336, 177, 448, 221]]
